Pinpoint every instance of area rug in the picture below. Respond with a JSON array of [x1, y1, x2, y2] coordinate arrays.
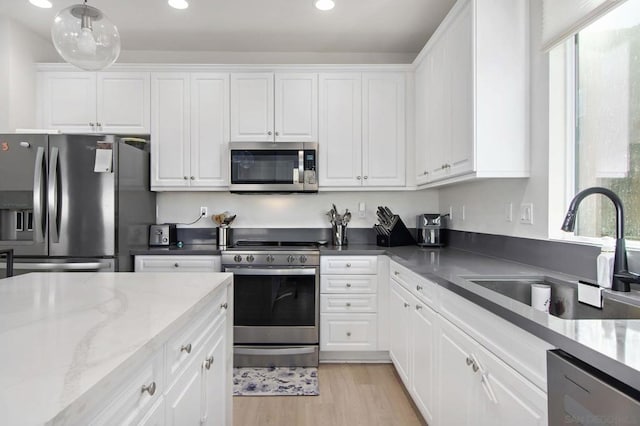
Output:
[[233, 367, 319, 396]]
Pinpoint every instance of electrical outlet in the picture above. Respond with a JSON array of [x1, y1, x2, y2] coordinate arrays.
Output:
[[520, 203, 533, 225], [461, 205, 466, 221], [505, 203, 513, 222], [449, 205, 453, 222], [200, 206, 208, 217], [358, 202, 366, 218]]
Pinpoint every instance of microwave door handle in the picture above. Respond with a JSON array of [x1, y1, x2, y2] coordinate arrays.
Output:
[[48, 146, 60, 244], [298, 150, 304, 184], [32, 146, 45, 243]]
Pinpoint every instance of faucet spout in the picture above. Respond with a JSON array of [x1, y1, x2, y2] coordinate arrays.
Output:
[[562, 187, 635, 292]]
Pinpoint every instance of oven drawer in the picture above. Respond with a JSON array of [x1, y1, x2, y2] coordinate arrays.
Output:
[[321, 256, 378, 275], [321, 275, 377, 294], [321, 294, 377, 313], [320, 314, 377, 351]]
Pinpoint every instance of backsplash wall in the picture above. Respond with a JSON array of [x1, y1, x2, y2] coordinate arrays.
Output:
[[156, 190, 439, 228]]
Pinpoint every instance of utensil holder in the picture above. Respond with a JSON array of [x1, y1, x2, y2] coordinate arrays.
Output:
[[332, 224, 348, 246], [217, 226, 232, 247]]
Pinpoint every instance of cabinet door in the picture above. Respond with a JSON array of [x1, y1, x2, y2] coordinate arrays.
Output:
[[201, 320, 228, 426], [275, 73, 318, 142], [474, 342, 547, 426], [438, 317, 479, 426], [425, 40, 449, 182], [191, 73, 230, 188], [389, 280, 411, 386], [318, 73, 362, 187], [39, 72, 96, 132], [410, 300, 437, 425], [150, 73, 190, 188], [230, 73, 274, 142], [447, 0, 474, 178], [362, 73, 406, 187], [97, 72, 150, 134], [164, 355, 204, 426]]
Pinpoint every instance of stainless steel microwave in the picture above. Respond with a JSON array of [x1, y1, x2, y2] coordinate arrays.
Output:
[[229, 142, 318, 193]]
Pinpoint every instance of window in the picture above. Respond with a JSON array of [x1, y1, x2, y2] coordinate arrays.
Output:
[[570, 0, 640, 241]]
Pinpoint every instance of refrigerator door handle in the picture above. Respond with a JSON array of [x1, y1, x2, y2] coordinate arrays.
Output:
[[33, 146, 46, 243], [48, 146, 60, 244]]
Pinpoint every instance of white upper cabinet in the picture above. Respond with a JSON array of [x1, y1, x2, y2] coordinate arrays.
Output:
[[319, 72, 406, 188], [230, 72, 317, 143], [39, 71, 150, 134], [151, 72, 229, 190], [415, 0, 529, 186]]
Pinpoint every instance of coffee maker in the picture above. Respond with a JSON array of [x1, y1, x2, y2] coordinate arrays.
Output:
[[416, 214, 448, 247]]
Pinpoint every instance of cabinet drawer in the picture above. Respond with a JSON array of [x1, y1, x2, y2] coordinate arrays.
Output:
[[321, 294, 377, 313], [134, 256, 221, 272], [320, 314, 377, 351], [321, 256, 378, 274], [90, 350, 164, 426], [166, 288, 228, 386], [321, 275, 377, 294], [390, 261, 438, 309]]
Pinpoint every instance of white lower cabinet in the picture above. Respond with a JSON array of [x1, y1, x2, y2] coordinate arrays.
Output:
[[134, 255, 221, 272], [388, 260, 548, 426]]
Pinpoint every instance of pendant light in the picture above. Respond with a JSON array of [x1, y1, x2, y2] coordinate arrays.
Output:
[[51, 0, 121, 71], [314, 0, 335, 11]]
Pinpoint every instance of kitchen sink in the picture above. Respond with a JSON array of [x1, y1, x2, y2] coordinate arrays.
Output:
[[468, 277, 640, 320]]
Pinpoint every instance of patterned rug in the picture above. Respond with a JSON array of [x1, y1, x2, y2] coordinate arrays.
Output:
[[233, 367, 319, 396]]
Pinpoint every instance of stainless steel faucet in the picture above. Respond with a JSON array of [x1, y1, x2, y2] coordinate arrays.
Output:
[[561, 187, 639, 292]]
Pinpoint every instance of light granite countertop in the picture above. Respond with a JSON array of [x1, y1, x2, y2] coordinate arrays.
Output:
[[0, 272, 232, 425]]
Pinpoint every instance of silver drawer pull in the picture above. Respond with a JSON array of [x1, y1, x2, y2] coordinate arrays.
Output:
[[220, 302, 228, 310], [141, 382, 156, 396], [416, 305, 423, 310], [205, 355, 214, 370], [403, 302, 410, 308], [346, 332, 351, 337], [394, 271, 400, 276], [416, 285, 423, 291], [346, 283, 352, 288], [181, 343, 192, 354], [346, 302, 351, 307], [174, 263, 179, 268], [346, 263, 351, 267]]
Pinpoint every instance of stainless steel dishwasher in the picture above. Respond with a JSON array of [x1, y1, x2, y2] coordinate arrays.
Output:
[[548, 349, 640, 425]]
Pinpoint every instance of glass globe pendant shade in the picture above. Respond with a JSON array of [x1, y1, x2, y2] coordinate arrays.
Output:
[[51, 2, 120, 71]]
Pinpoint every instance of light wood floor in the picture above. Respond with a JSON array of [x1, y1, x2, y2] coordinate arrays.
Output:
[[233, 363, 427, 426]]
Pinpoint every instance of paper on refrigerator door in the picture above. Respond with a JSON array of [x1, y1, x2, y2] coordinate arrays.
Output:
[[94, 149, 113, 173]]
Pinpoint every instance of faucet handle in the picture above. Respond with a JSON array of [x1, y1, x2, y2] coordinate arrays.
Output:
[[613, 270, 640, 292]]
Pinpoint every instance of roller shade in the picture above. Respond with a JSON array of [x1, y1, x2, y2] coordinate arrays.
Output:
[[542, 0, 628, 51]]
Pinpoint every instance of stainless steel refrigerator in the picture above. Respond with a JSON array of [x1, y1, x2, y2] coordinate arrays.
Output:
[[0, 133, 156, 275]]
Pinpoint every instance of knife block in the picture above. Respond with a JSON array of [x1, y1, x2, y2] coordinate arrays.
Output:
[[376, 218, 416, 247]]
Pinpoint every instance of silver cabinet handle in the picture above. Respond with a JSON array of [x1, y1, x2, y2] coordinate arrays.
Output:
[[356, 176, 362, 180], [183, 176, 188, 180], [394, 271, 400, 276], [205, 355, 214, 370], [96, 122, 102, 130], [364, 176, 368, 179], [346, 263, 351, 268], [466, 356, 479, 372], [416, 304, 423, 310], [346, 302, 351, 307], [220, 302, 228, 310], [181, 343, 192, 354], [174, 263, 179, 268], [346, 332, 351, 337], [346, 283, 352, 288], [190, 176, 195, 180], [267, 131, 273, 136], [423, 171, 428, 175], [403, 302, 410, 308], [89, 122, 95, 128], [275, 131, 279, 136], [141, 382, 156, 396], [416, 285, 423, 291]]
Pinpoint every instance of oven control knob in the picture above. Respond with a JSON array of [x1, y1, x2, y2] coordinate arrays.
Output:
[[299, 255, 307, 263], [266, 255, 275, 263], [233, 255, 242, 263], [246, 255, 255, 263], [287, 255, 296, 263]]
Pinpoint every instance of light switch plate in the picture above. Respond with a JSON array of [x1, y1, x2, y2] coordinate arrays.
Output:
[[520, 203, 533, 225]]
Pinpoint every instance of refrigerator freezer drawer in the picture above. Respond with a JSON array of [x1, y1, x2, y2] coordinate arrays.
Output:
[[0, 259, 115, 276]]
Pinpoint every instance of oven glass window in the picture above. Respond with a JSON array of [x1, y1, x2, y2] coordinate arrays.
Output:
[[234, 274, 316, 326], [230, 150, 299, 184]]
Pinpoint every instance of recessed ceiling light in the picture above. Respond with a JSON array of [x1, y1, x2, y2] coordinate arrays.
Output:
[[168, 0, 189, 9], [29, 0, 52, 8], [314, 0, 335, 11]]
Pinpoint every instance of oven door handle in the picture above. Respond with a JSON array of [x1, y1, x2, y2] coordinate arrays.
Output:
[[224, 267, 317, 276], [234, 347, 316, 356]]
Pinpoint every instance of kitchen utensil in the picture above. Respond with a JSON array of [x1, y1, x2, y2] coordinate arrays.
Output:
[[223, 214, 236, 226]]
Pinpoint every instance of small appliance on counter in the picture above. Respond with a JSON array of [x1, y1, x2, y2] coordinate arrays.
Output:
[[416, 214, 448, 247], [149, 224, 177, 247], [374, 206, 415, 247]]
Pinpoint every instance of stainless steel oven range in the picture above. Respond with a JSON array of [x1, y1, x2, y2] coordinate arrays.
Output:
[[222, 241, 320, 367]]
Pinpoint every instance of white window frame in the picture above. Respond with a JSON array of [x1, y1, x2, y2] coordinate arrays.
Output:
[[548, 35, 640, 250]]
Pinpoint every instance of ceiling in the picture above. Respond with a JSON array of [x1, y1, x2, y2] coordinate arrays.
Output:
[[0, 0, 456, 55]]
